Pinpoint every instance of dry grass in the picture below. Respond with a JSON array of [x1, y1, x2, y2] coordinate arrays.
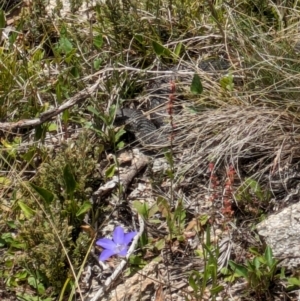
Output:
[[174, 105, 300, 177]]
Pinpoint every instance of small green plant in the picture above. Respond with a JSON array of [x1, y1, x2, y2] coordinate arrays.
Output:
[[228, 246, 281, 299], [132, 199, 168, 256], [220, 73, 234, 92], [235, 178, 272, 215], [87, 105, 126, 150], [188, 226, 224, 301], [157, 197, 186, 239], [31, 163, 92, 228], [286, 275, 300, 291], [0, 210, 72, 301], [0, 131, 100, 300]]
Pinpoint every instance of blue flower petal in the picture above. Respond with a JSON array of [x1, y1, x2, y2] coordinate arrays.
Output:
[[118, 246, 128, 257], [96, 238, 116, 250], [123, 231, 137, 245], [113, 226, 125, 245], [100, 249, 116, 261]]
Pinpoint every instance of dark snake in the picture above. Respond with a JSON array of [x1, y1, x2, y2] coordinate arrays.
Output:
[[115, 58, 231, 148]]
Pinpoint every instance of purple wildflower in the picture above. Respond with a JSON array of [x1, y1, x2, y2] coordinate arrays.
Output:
[[96, 226, 137, 261]]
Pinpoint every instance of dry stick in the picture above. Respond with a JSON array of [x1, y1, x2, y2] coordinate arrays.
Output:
[[83, 66, 195, 82], [0, 78, 101, 132], [90, 215, 145, 301], [93, 154, 149, 197], [167, 80, 175, 206]]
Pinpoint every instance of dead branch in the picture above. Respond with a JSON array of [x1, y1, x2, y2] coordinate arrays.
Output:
[[0, 78, 101, 132]]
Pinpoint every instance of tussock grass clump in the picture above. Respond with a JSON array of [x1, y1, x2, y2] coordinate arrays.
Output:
[[174, 105, 300, 176]]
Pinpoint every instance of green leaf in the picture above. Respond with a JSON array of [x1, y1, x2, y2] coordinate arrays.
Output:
[[174, 199, 186, 224], [280, 267, 286, 280], [220, 74, 234, 91], [205, 226, 212, 246], [114, 128, 126, 143], [211, 285, 224, 294], [246, 260, 256, 273], [1, 233, 14, 244], [174, 42, 183, 56], [15, 271, 28, 280], [228, 261, 248, 278], [198, 214, 210, 226], [288, 277, 300, 286], [76, 201, 92, 217], [16, 293, 35, 301], [190, 74, 203, 94], [148, 203, 159, 218], [128, 255, 147, 266], [9, 31, 18, 44], [21, 146, 37, 168], [58, 37, 73, 54], [253, 256, 261, 270], [62, 109, 70, 122], [117, 141, 125, 149], [63, 164, 76, 197], [28, 276, 45, 294], [164, 151, 174, 166], [93, 34, 103, 49], [157, 196, 171, 217], [165, 169, 174, 180], [6, 221, 17, 229], [105, 164, 116, 178], [154, 238, 165, 250], [264, 246, 275, 267], [48, 123, 58, 132], [35, 124, 43, 140], [132, 201, 149, 218], [31, 48, 45, 62], [65, 48, 77, 63], [247, 179, 264, 200], [249, 247, 261, 257], [0, 9, 5, 27], [152, 41, 165, 55], [138, 232, 148, 247], [0, 238, 7, 247], [18, 201, 35, 219], [93, 58, 102, 70], [30, 183, 54, 204], [0, 10, 5, 39], [134, 34, 144, 44], [0, 176, 11, 187], [70, 66, 80, 78], [188, 271, 201, 291], [87, 106, 111, 125], [10, 241, 26, 249], [56, 82, 63, 102], [152, 41, 172, 57], [109, 105, 117, 121], [87, 106, 101, 117], [4, 258, 14, 268]]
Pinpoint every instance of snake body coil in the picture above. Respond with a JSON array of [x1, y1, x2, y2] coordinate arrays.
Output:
[[115, 58, 230, 148]]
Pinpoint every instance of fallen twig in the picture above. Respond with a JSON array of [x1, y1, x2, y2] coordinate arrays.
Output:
[[93, 153, 149, 197], [0, 78, 101, 132]]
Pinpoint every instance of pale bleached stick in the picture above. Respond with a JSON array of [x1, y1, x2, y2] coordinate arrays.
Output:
[[0, 78, 101, 132]]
